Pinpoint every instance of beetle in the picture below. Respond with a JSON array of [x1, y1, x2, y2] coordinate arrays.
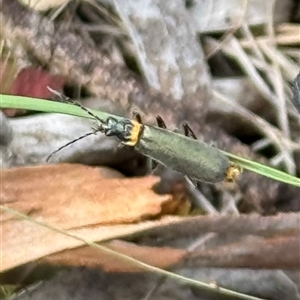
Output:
[[46, 92, 240, 183], [103, 116, 232, 183]]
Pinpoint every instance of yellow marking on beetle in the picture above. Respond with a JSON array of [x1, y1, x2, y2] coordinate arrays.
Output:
[[125, 119, 143, 146], [225, 163, 242, 182]]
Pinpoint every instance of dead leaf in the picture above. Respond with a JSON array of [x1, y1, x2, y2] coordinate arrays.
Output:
[[10, 67, 65, 99], [189, 234, 300, 270], [2, 67, 65, 117], [1, 163, 174, 226], [1, 163, 183, 271], [43, 240, 187, 272]]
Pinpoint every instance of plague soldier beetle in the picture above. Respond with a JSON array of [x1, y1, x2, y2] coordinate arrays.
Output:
[[47, 91, 240, 184]]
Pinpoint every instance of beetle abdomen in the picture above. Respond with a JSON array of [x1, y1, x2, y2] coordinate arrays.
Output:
[[136, 126, 229, 183]]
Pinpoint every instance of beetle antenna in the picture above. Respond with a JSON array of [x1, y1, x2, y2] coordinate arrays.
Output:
[[46, 131, 97, 162], [47, 87, 105, 123]]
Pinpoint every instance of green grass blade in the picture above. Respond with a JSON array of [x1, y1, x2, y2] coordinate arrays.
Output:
[[0, 94, 115, 120], [223, 151, 300, 188], [1, 94, 299, 188]]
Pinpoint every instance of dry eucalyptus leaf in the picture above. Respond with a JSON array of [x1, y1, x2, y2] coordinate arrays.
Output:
[[1, 213, 184, 272], [1, 164, 175, 225], [1, 163, 182, 271], [43, 240, 187, 272]]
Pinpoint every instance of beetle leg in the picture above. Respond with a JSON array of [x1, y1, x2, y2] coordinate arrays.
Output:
[[156, 115, 167, 129], [131, 110, 143, 124], [182, 122, 197, 139]]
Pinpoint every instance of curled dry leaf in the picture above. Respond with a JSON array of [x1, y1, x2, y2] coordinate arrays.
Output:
[[0, 163, 181, 272]]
